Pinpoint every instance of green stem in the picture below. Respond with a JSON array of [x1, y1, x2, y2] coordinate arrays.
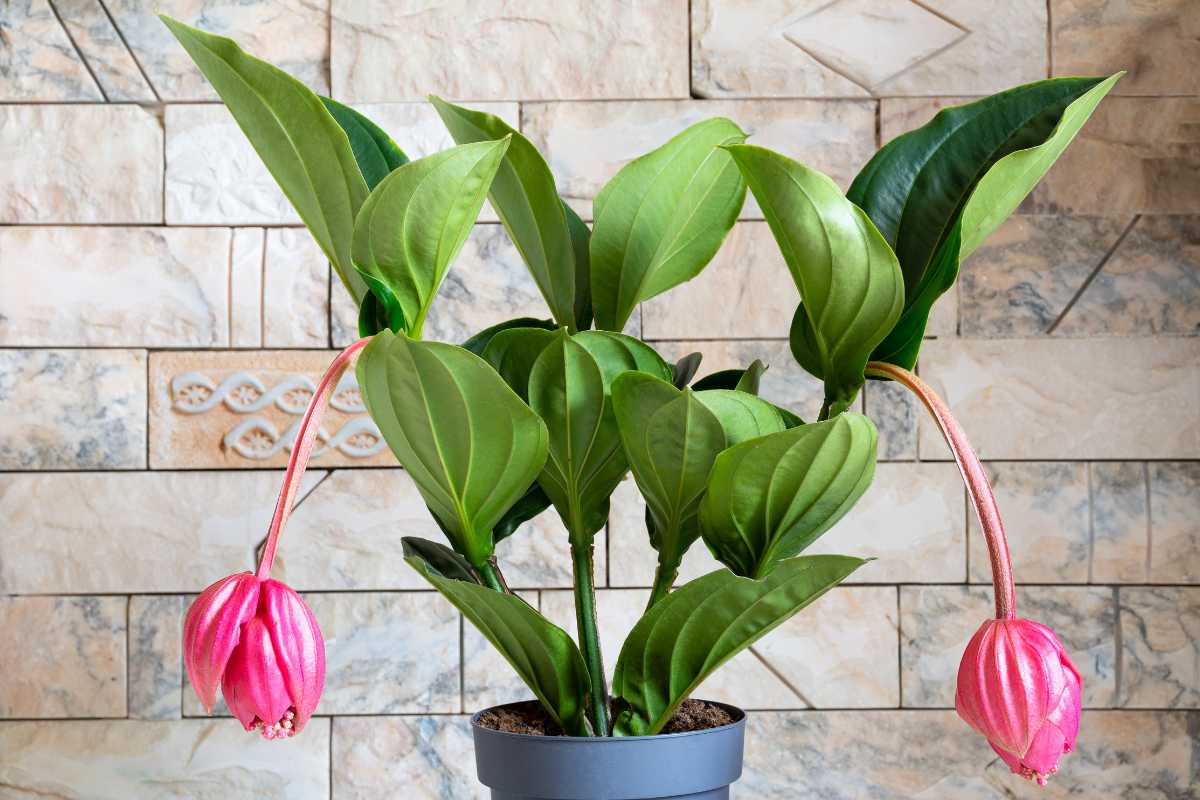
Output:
[[645, 562, 678, 612], [476, 560, 507, 593], [571, 543, 609, 735]]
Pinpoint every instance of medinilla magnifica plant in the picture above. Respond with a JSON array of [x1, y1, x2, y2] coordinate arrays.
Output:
[[166, 15, 1114, 782]]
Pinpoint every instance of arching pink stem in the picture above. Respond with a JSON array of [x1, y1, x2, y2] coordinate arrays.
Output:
[[865, 361, 1015, 619], [256, 338, 373, 579]]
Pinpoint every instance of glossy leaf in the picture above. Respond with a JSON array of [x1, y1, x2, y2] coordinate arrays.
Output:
[[161, 16, 370, 303], [353, 139, 510, 338], [357, 331, 548, 568], [320, 97, 408, 189], [700, 413, 878, 578], [694, 388, 785, 445], [432, 97, 579, 330], [492, 482, 552, 543], [401, 537, 478, 583], [612, 555, 865, 735], [590, 118, 748, 331], [563, 203, 593, 331], [725, 145, 904, 417], [405, 540, 591, 736], [462, 317, 555, 357], [849, 75, 1120, 369], [481, 326, 559, 400], [572, 331, 672, 386], [692, 359, 767, 394], [671, 352, 703, 389]]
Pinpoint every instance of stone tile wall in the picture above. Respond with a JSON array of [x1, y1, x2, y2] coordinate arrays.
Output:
[[0, 2, 1196, 797]]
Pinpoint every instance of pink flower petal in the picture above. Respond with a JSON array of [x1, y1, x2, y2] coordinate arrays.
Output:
[[222, 616, 293, 733], [260, 580, 325, 732], [182, 572, 260, 713]]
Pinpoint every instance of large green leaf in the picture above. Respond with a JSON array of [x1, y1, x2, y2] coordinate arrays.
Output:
[[481, 326, 559, 401], [353, 139, 510, 338], [160, 16, 369, 304], [572, 331, 672, 386], [320, 97, 408, 190], [694, 388, 785, 445], [357, 331, 548, 568], [849, 74, 1121, 369], [699, 413, 877, 578], [725, 145, 903, 418], [431, 97, 580, 330], [461, 317, 556, 357], [563, 203, 593, 331], [590, 118, 748, 331], [405, 540, 591, 736], [612, 555, 865, 735]]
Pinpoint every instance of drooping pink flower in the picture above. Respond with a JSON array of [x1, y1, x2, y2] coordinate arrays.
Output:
[[956, 618, 1083, 785]]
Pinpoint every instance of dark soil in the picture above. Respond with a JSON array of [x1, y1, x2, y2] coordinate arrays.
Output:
[[476, 699, 735, 736]]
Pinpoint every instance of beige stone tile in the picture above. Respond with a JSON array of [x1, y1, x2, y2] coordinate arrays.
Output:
[[0, 0, 103, 101], [1148, 463, 1200, 583], [494, 508, 607, 591], [230, 227, 264, 348], [149, 350, 394, 469], [56, 0, 156, 101], [1055, 216, 1200, 337], [0, 718, 330, 798], [1052, 0, 1200, 96], [0, 349, 146, 470], [522, 99, 875, 220], [925, 282, 958, 337], [263, 228, 330, 348], [641, 223, 799, 340], [333, 716, 482, 800], [128, 595, 184, 721], [1090, 462, 1149, 584], [967, 462, 1090, 585], [864, 379, 917, 461], [0, 596, 126, 718], [0, 227, 231, 347], [104, 0, 330, 101], [463, 591, 539, 711], [692, 0, 1045, 99], [1118, 587, 1200, 708], [900, 585, 1116, 709], [0, 470, 325, 594], [1027, 97, 1200, 216], [331, 0, 688, 101], [0, 105, 162, 223], [918, 338, 1200, 460]]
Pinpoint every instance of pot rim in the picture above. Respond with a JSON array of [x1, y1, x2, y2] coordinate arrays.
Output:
[[469, 698, 746, 742]]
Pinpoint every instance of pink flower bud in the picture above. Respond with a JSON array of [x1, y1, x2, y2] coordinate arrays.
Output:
[[955, 618, 1082, 786]]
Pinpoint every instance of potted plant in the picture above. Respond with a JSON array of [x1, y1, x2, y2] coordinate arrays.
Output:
[[164, 16, 1118, 798]]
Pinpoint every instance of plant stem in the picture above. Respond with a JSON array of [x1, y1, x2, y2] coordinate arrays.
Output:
[[645, 562, 678, 612], [571, 542, 609, 735], [257, 337, 373, 580], [476, 559, 509, 593], [864, 361, 1016, 620]]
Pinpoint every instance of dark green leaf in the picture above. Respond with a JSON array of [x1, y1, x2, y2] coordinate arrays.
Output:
[[492, 482, 553, 543], [320, 97, 408, 189], [355, 269, 406, 337], [671, 352, 704, 388], [461, 317, 556, 356], [564, 202, 593, 331], [480, 326, 559, 401], [400, 537, 478, 583], [692, 359, 768, 394]]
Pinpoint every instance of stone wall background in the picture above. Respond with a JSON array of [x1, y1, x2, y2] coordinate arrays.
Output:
[[0, 1, 1197, 797]]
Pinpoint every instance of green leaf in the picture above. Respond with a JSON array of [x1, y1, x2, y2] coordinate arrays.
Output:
[[849, 74, 1121, 369], [692, 359, 768, 394], [431, 97, 580, 331], [699, 413, 878, 578], [563, 203, 593, 331], [724, 145, 904, 417], [480, 326, 559, 401], [160, 15, 369, 304], [492, 482, 552, 543], [352, 139, 511, 339], [405, 540, 591, 736], [400, 537, 478, 583], [671, 352, 704, 389], [461, 317, 555, 357], [355, 270, 406, 337], [694, 389, 785, 445], [774, 405, 805, 429], [320, 97, 408, 190], [571, 331, 672, 386], [357, 331, 548, 568], [612, 555, 865, 735], [590, 118, 748, 331]]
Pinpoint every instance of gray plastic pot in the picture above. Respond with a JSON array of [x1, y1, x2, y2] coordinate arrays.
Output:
[[470, 700, 746, 800]]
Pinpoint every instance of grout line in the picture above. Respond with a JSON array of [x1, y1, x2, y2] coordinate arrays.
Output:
[[46, 0, 109, 102], [1046, 215, 1140, 334], [97, 0, 161, 102]]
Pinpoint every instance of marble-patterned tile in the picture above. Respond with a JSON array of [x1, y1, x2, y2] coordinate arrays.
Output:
[[0, 470, 325, 594], [755, 587, 899, 708], [1026, 97, 1200, 216], [967, 462, 1090, 585], [0, 0, 103, 101], [1056, 215, 1200, 337], [864, 379, 916, 461], [263, 228, 330, 348], [128, 595, 184, 720], [463, 591, 539, 712], [1118, 587, 1200, 708], [925, 282, 958, 337], [642, 223, 798, 340], [1052, 0, 1199, 96], [104, 0, 330, 101], [0, 105, 162, 223], [148, 350, 394, 469], [333, 716, 482, 800], [493, 508, 606, 591], [0, 718, 331, 798], [56, 0, 156, 101], [0, 596, 127, 718], [331, 0, 688, 101], [0, 227, 231, 347], [959, 216, 1126, 337], [900, 585, 1117, 709], [1090, 462, 1149, 584], [541, 588, 804, 709], [692, 0, 1046, 98], [1148, 462, 1200, 583], [230, 227, 265, 348], [523, 99, 875, 220], [0, 349, 146, 470], [918, 338, 1200, 460]]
